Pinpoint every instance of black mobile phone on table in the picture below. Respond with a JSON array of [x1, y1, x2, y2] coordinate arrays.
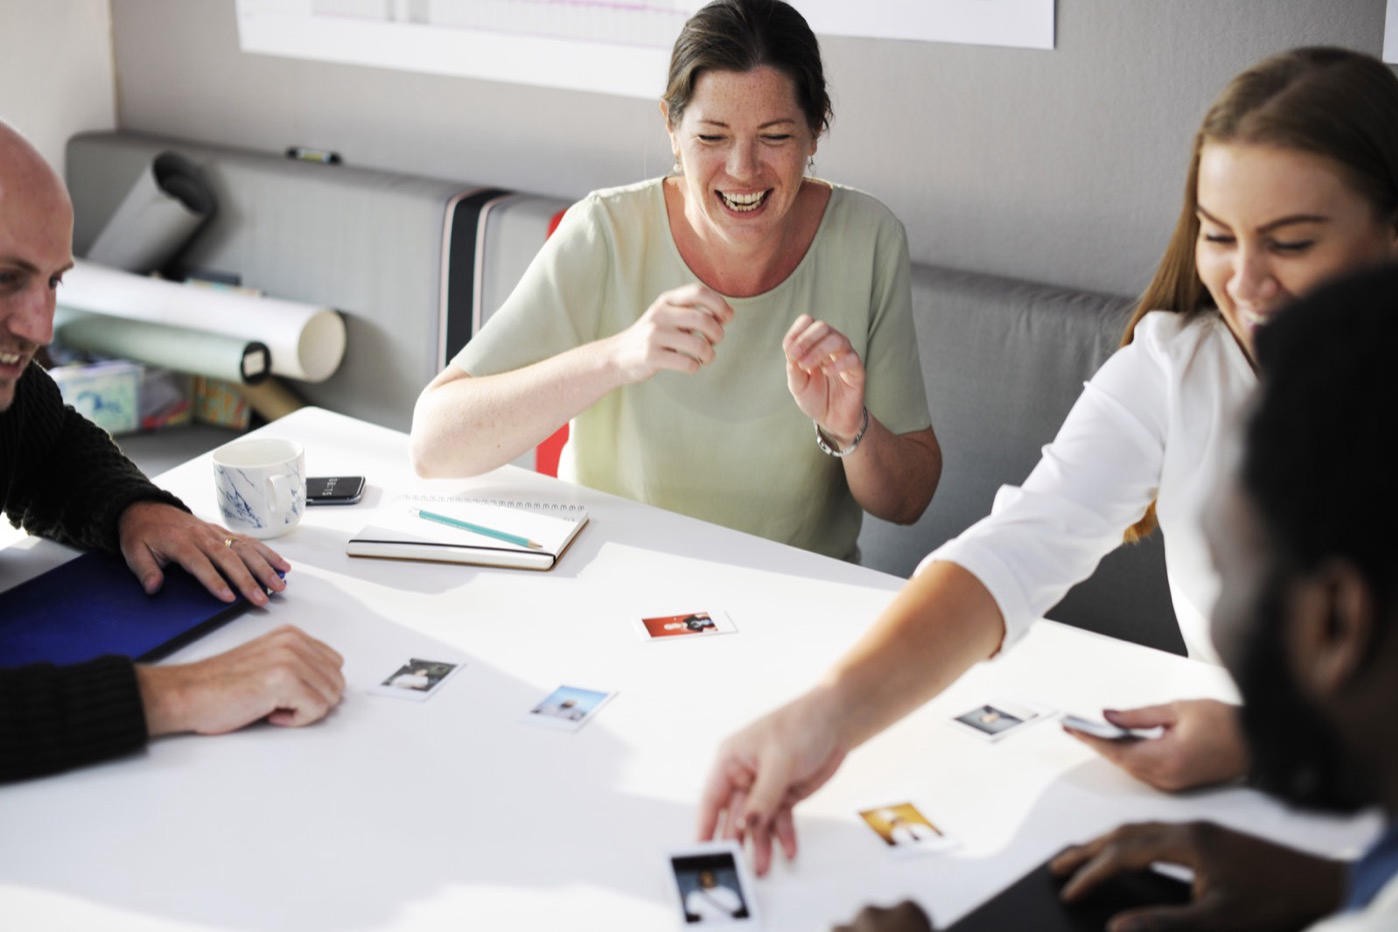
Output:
[[305, 475, 366, 505]]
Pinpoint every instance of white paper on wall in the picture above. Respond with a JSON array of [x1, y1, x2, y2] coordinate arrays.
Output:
[[236, 0, 1055, 101]]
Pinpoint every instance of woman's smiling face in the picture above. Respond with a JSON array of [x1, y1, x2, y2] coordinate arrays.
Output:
[[665, 65, 817, 253], [1195, 141, 1398, 362]]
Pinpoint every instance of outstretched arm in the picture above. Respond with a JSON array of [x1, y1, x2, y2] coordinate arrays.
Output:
[[699, 561, 1003, 875]]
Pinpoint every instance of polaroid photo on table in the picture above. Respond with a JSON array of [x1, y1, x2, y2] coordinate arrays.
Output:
[[634, 609, 737, 642], [949, 698, 1055, 742], [667, 840, 760, 927], [523, 684, 616, 732], [369, 658, 463, 702], [857, 801, 959, 858]]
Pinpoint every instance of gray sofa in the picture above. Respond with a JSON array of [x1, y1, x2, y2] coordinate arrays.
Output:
[[65, 132, 1180, 655], [856, 267, 1180, 654]]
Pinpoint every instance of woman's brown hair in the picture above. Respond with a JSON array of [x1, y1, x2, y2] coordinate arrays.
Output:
[[663, 0, 831, 137], [1122, 47, 1398, 541]]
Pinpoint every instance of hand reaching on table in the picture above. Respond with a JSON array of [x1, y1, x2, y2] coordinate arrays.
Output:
[[1050, 821, 1346, 931], [607, 282, 734, 382], [118, 500, 290, 607], [136, 625, 345, 736], [783, 314, 867, 448], [1063, 699, 1249, 792], [698, 686, 848, 877]]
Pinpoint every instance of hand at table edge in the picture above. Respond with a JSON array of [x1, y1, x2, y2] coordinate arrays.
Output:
[[118, 500, 291, 607], [137, 625, 344, 736], [1049, 820, 1347, 932]]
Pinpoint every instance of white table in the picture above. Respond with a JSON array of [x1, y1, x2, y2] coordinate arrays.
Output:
[[0, 408, 1379, 931]]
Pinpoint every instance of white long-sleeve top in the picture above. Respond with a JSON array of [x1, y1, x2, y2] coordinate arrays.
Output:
[[924, 309, 1256, 662]]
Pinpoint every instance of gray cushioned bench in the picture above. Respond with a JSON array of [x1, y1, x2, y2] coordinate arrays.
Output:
[[856, 266, 1180, 654]]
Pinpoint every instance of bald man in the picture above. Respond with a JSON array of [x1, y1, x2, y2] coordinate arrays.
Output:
[[1, 121, 344, 781]]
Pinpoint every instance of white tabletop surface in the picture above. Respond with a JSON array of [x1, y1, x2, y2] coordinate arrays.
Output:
[[0, 408, 1380, 931]]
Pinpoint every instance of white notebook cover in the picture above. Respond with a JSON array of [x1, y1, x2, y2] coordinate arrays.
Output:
[[347, 497, 588, 571]]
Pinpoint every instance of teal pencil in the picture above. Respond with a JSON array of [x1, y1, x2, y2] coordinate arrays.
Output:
[[412, 508, 542, 550]]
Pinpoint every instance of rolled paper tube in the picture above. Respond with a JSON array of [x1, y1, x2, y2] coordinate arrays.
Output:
[[54, 309, 271, 385], [59, 261, 345, 383], [238, 378, 306, 423], [86, 151, 216, 274]]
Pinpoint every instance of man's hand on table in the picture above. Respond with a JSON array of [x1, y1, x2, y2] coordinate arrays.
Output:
[[1050, 820, 1346, 931], [137, 625, 345, 736], [119, 500, 290, 607]]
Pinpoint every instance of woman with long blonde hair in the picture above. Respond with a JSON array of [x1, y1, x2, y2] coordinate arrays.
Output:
[[699, 46, 1398, 878]]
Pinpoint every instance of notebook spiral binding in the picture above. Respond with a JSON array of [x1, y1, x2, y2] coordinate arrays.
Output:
[[403, 494, 586, 514]]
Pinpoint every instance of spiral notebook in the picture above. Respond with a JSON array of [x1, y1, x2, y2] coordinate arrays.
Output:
[[346, 496, 589, 571]]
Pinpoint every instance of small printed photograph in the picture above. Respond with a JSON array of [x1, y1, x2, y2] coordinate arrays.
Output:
[[524, 684, 616, 732], [858, 802, 958, 856], [950, 699, 1052, 742], [668, 841, 759, 926], [369, 658, 462, 702], [636, 609, 737, 641]]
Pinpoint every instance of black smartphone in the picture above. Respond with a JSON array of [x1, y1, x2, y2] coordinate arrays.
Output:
[[306, 475, 366, 505]]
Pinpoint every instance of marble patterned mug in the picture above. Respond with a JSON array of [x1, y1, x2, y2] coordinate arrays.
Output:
[[212, 438, 305, 538]]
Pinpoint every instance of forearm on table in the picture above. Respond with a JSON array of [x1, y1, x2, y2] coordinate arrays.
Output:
[[821, 561, 1003, 749], [410, 340, 626, 477], [842, 423, 941, 524]]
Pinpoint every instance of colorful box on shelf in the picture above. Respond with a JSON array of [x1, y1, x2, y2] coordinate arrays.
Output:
[[192, 376, 251, 430], [48, 359, 142, 435]]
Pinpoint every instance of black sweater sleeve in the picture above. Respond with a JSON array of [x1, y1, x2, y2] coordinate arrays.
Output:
[[1, 363, 187, 551], [2, 364, 174, 780], [0, 656, 149, 782]]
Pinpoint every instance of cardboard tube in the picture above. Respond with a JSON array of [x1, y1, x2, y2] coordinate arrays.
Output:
[[238, 378, 305, 422], [54, 309, 270, 385], [60, 261, 345, 383], [86, 152, 215, 273]]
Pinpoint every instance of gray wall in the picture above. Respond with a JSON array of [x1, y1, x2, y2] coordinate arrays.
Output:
[[110, 0, 1385, 297], [0, 0, 115, 176]]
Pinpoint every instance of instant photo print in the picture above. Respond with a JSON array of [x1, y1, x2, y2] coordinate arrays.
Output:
[[636, 609, 738, 641], [369, 658, 463, 701], [667, 841, 760, 927], [858, 802, 959, 857], [950, 699, 1054, 742], [524, 684, 616, 732]]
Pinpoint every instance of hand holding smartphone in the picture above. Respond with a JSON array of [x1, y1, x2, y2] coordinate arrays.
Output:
[[1062, 713, 1163, 742]]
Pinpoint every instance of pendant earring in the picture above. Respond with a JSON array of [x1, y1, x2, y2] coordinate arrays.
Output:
[[807, 156, 816, 175], [673, 155, 684, 177]]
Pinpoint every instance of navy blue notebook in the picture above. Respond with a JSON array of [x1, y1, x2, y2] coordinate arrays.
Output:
[[0, 550, 248, 668]]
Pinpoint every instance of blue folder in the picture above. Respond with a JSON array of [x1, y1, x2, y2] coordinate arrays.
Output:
[[0, 550, 248, 668]]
